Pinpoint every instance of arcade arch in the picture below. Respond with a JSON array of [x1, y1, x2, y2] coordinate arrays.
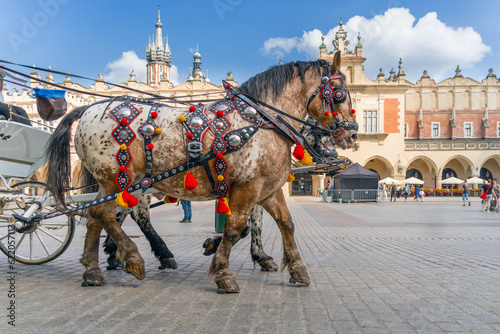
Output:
[[363, 156, 392, 179], [479, 155, 500, 180], [406, 156, 438, 188], [442, 155, 474, 180]]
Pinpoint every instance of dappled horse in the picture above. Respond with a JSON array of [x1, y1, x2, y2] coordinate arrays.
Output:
[[103, 115, 341, 272], [46, 52, 357, 293]]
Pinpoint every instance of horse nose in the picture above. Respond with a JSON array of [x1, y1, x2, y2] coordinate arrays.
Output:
[[351, 133, 358, 142]]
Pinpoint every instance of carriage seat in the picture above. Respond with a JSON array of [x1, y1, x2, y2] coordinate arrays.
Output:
[[0, 102, 32, 126]]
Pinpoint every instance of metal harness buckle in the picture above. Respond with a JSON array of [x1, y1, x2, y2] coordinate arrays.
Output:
[[187, 141, 203, 158]]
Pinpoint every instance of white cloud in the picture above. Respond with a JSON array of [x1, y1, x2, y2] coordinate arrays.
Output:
[[261, 37, 300, 59], [261, 8, 491, 82], [104, 51, 147, 83], [104, 50, 180, 86]]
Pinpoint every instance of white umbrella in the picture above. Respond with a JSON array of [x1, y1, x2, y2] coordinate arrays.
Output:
[[378, 177, 401, 185], [466, 176, 484, 184], [441, 176, 464, 185], [401, 177, 424, 185]]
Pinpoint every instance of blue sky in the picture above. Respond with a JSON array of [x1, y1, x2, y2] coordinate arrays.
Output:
[[1, 0, 499, 89]]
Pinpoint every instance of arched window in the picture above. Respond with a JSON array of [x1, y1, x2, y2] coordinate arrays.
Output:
[[447, 91, 454, 109], [430, 91, 437, 109], [480, 91, 486, 109], [406, 169, 423, 180], [442, 168, 457, 179], [480, 167, 493, 180], [464, 91, 471, 109]]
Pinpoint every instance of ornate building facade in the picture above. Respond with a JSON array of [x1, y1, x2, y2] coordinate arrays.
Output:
[[308, 21, 500, 194]]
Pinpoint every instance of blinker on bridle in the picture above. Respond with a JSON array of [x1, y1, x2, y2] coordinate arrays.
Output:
[[306, 66, 358, 138]]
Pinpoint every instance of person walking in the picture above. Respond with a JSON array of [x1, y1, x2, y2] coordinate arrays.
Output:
[[414, 185, 420, 201], [179, 199, 192, 223], [462, 181, 470, 206], [390, 184, 397, 202], [480, 179, 493, 213], [321, 186, 329, 203], [403, 184, 410, 201]]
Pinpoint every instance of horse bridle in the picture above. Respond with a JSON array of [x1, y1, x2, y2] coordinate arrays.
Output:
[[306, 66, 359, 135]]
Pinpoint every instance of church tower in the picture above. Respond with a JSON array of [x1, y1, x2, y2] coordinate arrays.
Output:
[[146, 7, 171, 85]]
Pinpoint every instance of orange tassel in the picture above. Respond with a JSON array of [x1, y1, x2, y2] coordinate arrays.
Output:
[[300, 151, 312, 166], [216, 198, 231, 215], [293, 145, 304, 160], [184, 171, 198, 190], [116, 190, 139, 208], [287, 174, 295, 182]]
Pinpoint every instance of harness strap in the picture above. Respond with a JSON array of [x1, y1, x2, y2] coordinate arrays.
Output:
[[201, 160, 217, 196]]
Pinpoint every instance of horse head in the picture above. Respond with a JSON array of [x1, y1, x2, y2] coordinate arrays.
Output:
[[306, 51, 358, 150]]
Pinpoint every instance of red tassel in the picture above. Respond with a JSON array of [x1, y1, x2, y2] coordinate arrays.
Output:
[[216, 198, 230, 215], [184, 171, 198, 190], [163, 195, 177, 204], [293, 145, 304, 160], [116, 190, 138, 208]]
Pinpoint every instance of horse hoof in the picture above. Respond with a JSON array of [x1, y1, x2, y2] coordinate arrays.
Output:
[[215, 275, 240, 294], [106, 257, 123, 270], [158, 257, 178, 270], [289, 270, 310, 285], [202, 238, 216, 256], [258, 259, 279, 271], [82, 271, 106, 287], [123, 263, 146, 280], [106, 265, 122, 271]]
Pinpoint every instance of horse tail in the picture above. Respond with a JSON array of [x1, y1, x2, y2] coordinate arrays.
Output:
[[45, 106, 87, 207]]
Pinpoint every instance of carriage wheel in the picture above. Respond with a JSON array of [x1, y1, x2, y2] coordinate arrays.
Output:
[[0, 181, 75, 265]]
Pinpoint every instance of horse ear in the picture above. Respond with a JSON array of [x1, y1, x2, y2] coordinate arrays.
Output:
[[330, 51, 341, 75]]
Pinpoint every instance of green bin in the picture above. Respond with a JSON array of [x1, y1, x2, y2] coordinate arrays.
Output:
[[214, 200, 227, 233]]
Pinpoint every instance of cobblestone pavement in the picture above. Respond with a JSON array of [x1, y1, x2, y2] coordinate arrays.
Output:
[[1, 196, 499, 333]]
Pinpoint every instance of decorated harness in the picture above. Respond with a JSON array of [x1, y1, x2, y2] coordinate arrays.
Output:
[[21, 68, 357, 223]]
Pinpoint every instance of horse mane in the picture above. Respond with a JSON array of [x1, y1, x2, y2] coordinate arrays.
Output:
[[238, 59, 329, 100]]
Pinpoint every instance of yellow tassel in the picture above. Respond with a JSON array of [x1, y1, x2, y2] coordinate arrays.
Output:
[[287, 174, 295, 182], [116, 192, 128, 208], [223, 197, 232, 215], [300, 151, 312, 166]]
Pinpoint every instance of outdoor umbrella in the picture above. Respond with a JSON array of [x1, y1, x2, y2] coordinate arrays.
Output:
[[441, 176, 464, 185], [378, 177, 401, 184], [466, 176, 484, 185], [401, 176, 424, 185]]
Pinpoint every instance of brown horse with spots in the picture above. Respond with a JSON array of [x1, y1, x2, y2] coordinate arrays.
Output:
[[45, 51, 357, 293]]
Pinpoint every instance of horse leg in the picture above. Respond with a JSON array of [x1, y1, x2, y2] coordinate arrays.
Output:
[[202, 223, 249, 256], [103, 207, 128, 270], [260, 189, 310, 286], [130, 196, 177, 270], [249, 205, 278, 271], [95, 200, 146, 280], [209, 192, 255, 294], [80, 214, 106, 286]]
